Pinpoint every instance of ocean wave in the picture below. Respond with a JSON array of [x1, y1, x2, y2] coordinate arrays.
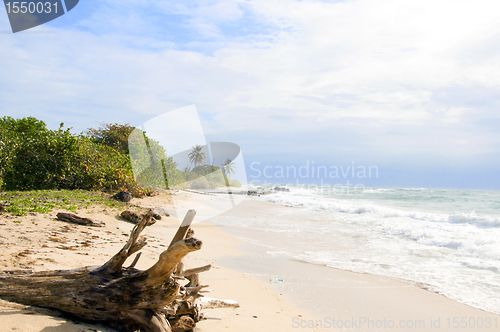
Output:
[[260, 193, 500, 228], [447, 214, 500, 227], [362, 188, 392, 194], [229, 186, 500, 316], [461, 262, 500, 274]]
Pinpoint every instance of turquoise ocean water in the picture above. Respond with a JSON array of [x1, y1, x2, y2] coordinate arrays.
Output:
[[211, 186, 500, 314]]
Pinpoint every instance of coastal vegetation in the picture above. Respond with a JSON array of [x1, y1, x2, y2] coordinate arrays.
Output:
[[0, 116, 242, 331], [0, 189, 127, 216], [0, 117, 145, 194], [0, 116, 240, 194]]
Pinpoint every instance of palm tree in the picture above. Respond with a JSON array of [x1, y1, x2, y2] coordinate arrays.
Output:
[[222, 158, 236, 178], [188, 144, 206, 168]]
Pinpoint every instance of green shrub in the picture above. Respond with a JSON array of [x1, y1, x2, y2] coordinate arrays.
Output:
[[189, 176, 210, 189], [88, 123, 134, 155], [228, 178, 242, 187], [66, 137, 136, 192], [128, 128, 185, 190], [0, 117, 134, 192], [0, 116, 187, 193], [1, 117, 79, 190], [205, 169, 226, 188], [192, 164, 217, 176], [180, 165, 242, 189]]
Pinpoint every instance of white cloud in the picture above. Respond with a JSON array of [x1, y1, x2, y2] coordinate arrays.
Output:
[[1, 0, 500, 169]]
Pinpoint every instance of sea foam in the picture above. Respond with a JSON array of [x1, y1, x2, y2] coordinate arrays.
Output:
[[215, 185, 500, 314]]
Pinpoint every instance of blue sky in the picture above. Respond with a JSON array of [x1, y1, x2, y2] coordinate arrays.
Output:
[[1, 0, 500, 189]]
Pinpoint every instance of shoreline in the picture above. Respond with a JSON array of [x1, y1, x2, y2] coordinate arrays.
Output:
[[216, 240, 500, 331], [0, 191, 320, 332], [199, 195, 500, 331], [0, 190, 498, 331]]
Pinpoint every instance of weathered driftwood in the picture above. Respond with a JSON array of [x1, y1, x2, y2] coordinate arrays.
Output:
[[56, 212, 105, 227], [154, 207, 170, 218], [113, 190, 133, 202], [198, 297, 240, 309], [121, 210, 157, 226], [0, 209, 237, 332]]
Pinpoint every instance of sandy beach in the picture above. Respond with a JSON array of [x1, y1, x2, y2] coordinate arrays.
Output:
[[0, 191, 498, 331]]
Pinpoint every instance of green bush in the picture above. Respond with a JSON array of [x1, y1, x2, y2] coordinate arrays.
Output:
[[0, 117, 20, 186], [1, 117, 78, 190], [189, 176, 210, 189], [0, 117, 133, 192], [66, 137, 136, 192], [192, 164, 218, 176], [181, 164, 242, 189], [205, 169, 226, 188], [0, 116, 189, 193], [127, 128, 185, 190], [88, 123, 134, 155], [228, 178, 242, 187]]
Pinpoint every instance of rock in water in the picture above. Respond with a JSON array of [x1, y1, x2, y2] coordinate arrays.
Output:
[[113, 191, 132, 202]]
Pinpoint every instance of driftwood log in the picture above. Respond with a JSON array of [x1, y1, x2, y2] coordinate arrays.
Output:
[[0, 209, 237, 332], [121, 210, 157, 226], [57, 212, 106, 227]]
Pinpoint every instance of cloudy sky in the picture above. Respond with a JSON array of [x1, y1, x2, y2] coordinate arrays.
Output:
[[1, 0, 500, 189]]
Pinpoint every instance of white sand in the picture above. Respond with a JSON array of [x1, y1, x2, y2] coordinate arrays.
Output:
[[0, 191, 498, 331]]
